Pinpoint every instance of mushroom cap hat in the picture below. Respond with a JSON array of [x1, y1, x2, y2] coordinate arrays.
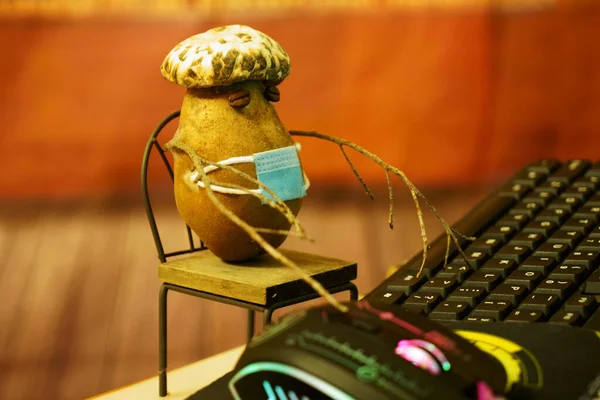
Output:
[[160, 25, 291, 89]]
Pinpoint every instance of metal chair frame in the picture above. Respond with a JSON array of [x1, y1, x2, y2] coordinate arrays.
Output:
[[141, 110, 359, 397]]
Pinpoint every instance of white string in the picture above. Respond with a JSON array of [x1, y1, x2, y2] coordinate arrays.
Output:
[[190, 143, 309, 196]]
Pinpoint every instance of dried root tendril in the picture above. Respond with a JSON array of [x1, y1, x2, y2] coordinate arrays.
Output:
[[290, 130, 476, 277], [340, 144, 374, 200], [385, 170, 394, 229], [163, 138, 348, 313]]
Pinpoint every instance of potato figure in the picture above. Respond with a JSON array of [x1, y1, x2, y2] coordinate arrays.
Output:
[[160, 25, 308, 262]]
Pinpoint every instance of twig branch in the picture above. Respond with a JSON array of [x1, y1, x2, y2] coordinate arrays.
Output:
[[340, 145, 374, 200], [290, 130, 475, 277], [385, 170, 393, 229]]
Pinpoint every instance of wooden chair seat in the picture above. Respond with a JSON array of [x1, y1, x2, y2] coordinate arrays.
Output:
[[159, 249, 357, 306]]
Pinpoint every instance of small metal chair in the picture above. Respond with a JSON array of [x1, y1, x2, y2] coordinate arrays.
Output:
[[141, 110, 359, 397]]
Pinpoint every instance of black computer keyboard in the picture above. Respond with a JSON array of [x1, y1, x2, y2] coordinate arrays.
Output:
[[365, 159, 600, 330]]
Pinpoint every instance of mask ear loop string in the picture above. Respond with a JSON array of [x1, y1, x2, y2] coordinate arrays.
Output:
[[190, 142, 310, 195]]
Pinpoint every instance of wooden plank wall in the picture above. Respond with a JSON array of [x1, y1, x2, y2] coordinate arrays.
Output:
[[0, 2, 599, 200]]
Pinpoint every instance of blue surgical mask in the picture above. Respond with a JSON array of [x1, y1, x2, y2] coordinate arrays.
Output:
[[189, 143, 309, 203], [254, 145, 307, 202]]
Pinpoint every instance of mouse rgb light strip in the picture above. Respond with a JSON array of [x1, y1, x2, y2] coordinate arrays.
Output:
[[228, 362, 356, 400]]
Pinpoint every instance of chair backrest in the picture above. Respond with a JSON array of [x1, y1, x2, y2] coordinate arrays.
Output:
[[141, 110, 206, 263]]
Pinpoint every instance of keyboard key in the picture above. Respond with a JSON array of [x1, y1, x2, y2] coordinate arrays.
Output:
[[471, 300, 513, 321], [533, 186, 557, 199], [461, 250, 490, 269], [463, 271, 503, 292], [481, 225, 517, 242], [404, 292, 441, 313], [387, 270, 427, 294], [564, 250, 600, 270], [550, 264, 589, 284], [564, 294, 598, 317], [523, 191, 554, 207], [549, 311, 583, 326], [429, 301, 471, 321], [510, 202, 542, 218], [519, 293, 561, 317], [437, 264, 473, 283], [464, 316, 497, 323], [494, 244, 531, 263], [535, 180, 568, 195], [561, 218, 596, 233], [519, 256, 557, 275], [547, 230, 584, 248], [533, 243, 571, 262], [446, 286, 487, 307], [510, 232, 545, 249], [505, 309, 545, 323], [573, 205, 600, 222], [572, 176, 600, 191], [534, 278, 576, 299], [523, 220, 558, 237], [534, 208, 570, 225], [583, 270, 600, 295], [488, 284, 529, 306], [526, 159, 560, 174], [547, 197, 582, 213], [512, 169, 546, 187], [420, 278, 458, 297], [498, 182, 531, 200], [589, 226, 600, 238], [496, 214, 531, 230], [526, 186, 556, 200], [549, 159, 590, 183], [506, 270, 544, 290], [466, 237, 504, 255], [577, 238, 600, 252], [560, 186, 593, 201], [448, 257, 470, 267], [372, 288, 407, 305], [480, 258, 518, 278]]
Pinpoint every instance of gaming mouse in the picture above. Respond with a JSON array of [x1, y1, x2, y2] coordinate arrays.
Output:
[[228, 301, 515, 400]]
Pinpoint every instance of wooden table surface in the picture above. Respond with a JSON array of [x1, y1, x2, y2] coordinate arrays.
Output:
[[88, 345, 245, 400]]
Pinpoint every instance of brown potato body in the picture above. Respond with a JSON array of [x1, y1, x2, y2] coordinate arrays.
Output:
[[169, 81, 302, 262]]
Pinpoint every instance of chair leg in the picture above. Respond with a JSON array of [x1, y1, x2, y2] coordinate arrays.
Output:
[[159, 284, 169, 397], [263, 308, 274, 327], [349, 283, 359, 301], [247, 310, 255, 342]]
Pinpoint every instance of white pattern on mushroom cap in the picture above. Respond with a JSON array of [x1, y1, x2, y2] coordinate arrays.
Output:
[[160, 25, 291, 89]]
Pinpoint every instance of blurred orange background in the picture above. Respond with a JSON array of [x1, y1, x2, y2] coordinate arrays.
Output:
[[1, 0, 599, 200], [2, 2, 600, 399]]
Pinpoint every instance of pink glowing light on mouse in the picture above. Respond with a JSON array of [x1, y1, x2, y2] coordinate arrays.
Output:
[[476, 381, 504, 400], [395, 339, 450, 375]]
